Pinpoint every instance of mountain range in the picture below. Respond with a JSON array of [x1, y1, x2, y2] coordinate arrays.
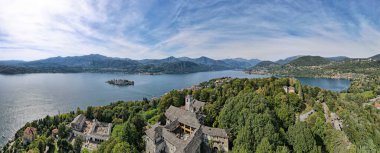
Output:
[[0, 54, 260, 74], [1, 54, 379, 75]]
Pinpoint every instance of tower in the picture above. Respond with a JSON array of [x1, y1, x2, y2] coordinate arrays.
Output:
[[185, 95, 193, 111]]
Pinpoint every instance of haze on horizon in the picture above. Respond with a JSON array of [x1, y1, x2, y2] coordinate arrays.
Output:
[[0, 0, 379, 61]]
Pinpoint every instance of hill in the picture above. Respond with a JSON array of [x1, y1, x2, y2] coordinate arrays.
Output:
[[276, 55, 304, 65], [254, 61, 280, 67], [0, 54, 261, 74], [326, 56, 350, 61], [288, 56, 330, 66], [369, 54, 380, 60]]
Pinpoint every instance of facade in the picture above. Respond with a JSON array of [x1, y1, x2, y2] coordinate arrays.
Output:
[[185, 95, 205, 113], [68, 115, 112, 143], [374, 102, 380, 109], [23, 127, 37, 145], [283, 86, 295, 93], [51, 128, 59, 138], [145, 96, 229, 153]]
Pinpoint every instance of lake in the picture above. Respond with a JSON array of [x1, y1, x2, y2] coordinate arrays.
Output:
[[0, 70, 350, 146]]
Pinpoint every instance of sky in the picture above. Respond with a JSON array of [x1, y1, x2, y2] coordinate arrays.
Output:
[[0, 0, 379, 61]]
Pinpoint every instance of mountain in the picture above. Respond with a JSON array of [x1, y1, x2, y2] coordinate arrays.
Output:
[[275, 55, 304, 65], [288, 56, 330, 66], [254, 61, 280, 67], [139, 56, 258, 69], [1, 54, 258, 74], [369, 54, 380, 60], [23, 54, 139, 68], [326, 56, 350, 61], [158, 61, 210, 74], [221, 58, 261, 68], [0, 60, 25, 65]]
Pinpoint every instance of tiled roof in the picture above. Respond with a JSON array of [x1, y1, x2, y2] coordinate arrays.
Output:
[[192, 100, 205, 111], [202, 126, 228, 138], [24, 127, 37, 136], [71, 114, 85, 125], [165, 106, 201, 128]]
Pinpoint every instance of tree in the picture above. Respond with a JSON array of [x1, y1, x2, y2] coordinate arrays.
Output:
[[256, 137, 273, 153], [86, 106, 94, 119], [74, 137, 83, 153], [275, 146, 290, 153], [287, 122, 316, 153], [57, 138, 73, 153], [112, 142, 136, 153]]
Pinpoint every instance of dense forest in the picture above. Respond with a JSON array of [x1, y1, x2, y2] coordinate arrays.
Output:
[[3, 75, 380, 153], [248, 56, 380, 79]]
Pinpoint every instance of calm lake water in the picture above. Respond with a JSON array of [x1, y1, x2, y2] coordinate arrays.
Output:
[[0, 71, 350, 146]]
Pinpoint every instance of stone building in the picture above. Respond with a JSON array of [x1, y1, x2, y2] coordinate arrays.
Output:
[[145, 96, 229, 153], [283, 86, 295, 93], [23, 127, 37, 145], [68, 115, 112, 143], [185, 95, 205, 113]]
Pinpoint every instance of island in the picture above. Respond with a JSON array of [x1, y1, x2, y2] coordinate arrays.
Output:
[[106, 79, 134, 86]]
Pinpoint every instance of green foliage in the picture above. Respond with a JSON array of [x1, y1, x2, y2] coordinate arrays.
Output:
[[74, 137, 83, 153], [286, 122, 316, 153], [256, 137, 273, 153]]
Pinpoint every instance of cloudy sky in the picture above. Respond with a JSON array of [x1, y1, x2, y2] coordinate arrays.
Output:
[[0, 0, 379, 61]]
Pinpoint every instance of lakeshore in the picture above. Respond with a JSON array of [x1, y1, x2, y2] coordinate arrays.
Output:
[[0, 70, 352, 147]]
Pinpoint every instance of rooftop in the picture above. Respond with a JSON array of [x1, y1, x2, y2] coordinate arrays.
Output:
[[202, 126, 228, 138], [165, 106, 201, 128], [24, 127, 37, 136]]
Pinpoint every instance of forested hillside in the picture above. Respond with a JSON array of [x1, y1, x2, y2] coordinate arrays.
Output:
[[4, 76, 380, 153], [0, 54, 260, 74], [248, 56, 380, 79]]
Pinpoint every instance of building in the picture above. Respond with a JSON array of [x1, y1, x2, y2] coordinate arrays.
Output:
[[185, 95, 205, 113], [145, 96, 229, 153], [23, 127, 37, 145], [70, 114, 86, 131], [202, 126, 229, 152], [51, 128, 59, 138], [283, 86, 295, 93], [374, 102, 380, 109], [68, 115, 112, 143]]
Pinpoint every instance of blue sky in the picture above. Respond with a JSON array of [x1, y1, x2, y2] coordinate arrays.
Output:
[[0, 0, 379, 61]]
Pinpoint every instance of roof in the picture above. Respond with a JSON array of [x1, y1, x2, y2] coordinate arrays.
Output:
[[145, 123, 160, 139], [201, 126, 228, 138], [192, 100, 205, 111], [72, 114, 85, 125], [24, 127, 37, 136], [374, 102, 380, 108], [164, 119, 180, 131], [52, 128, 59, 134], [165, 106, 201, 128]]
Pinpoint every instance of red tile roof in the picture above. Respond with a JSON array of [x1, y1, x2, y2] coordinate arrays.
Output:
[[24, 127, 37, 136]]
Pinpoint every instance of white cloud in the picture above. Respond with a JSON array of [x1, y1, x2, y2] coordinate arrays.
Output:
[[0, 0, 379, 61]]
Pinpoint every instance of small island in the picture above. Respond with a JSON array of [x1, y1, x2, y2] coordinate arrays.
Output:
[[106, 79, 134, 86]]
